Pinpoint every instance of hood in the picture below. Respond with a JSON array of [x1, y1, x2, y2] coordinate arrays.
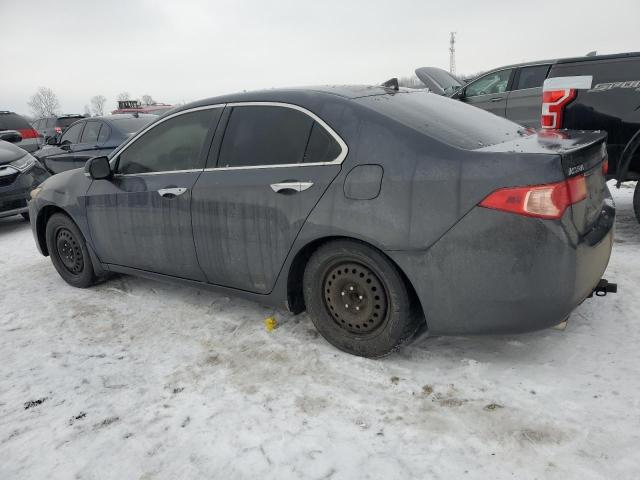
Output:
[[0, 140, 29, 166], [415, 67, 462, 96]]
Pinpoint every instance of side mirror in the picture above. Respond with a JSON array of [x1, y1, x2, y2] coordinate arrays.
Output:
[[46, 136, 58, 146], [85, 156, 112, 180], [451, 88, 464, 100], [0, 130, 23, 143]]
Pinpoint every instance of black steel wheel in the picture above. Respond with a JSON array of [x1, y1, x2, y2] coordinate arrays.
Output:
[[323, 262, 388, 334], [45, 213, 97, 288], [303, 240, 423, 357]]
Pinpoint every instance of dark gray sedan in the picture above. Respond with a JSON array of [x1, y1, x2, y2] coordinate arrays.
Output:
[[28, 86, 614, 357], [33, 114, 155, 174]]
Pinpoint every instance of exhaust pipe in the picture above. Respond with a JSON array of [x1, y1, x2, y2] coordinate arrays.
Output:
[[588, 278, 618, 298]]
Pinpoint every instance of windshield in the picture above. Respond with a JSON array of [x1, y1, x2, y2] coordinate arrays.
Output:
[[358, 91, 528, 150], [111, 117, 155, 134]]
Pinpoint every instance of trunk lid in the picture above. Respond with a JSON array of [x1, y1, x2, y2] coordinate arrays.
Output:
[[478, 129, 608, 234], [414, 67, 463, 96]]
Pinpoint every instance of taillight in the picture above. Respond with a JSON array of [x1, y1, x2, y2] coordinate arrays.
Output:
[[54, 127, 62, 134], [16, 128, 39, 139], [479, 175, 587, 219], [541, 88, 576, 129], [602, 156, 609, 175]]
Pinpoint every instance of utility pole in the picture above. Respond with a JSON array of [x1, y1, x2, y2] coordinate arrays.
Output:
[[449, 32, 456, 76]]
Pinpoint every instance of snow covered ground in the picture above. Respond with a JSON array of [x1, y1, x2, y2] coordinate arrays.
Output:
[[1, 183, 638, 480]]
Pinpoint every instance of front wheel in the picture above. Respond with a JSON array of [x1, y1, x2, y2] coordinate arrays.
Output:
[[45, 213, 97, 288], [634, 182, 640, 223], [303, 240, 423, 358]]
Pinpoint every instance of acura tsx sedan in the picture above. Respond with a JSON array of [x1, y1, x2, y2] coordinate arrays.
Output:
[[28, 85, 614, 357]]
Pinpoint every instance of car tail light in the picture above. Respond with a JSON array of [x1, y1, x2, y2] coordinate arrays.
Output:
[[54, 127, 63, 134], [602, 156, 609, 175], [479, 175, 587, 219], [540, 88, 576, 129], [16, 128, 39, 139]]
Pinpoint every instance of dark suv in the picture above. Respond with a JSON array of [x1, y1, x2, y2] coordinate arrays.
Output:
[[32, 115, 86, 142], [0, 111, 41, 153]]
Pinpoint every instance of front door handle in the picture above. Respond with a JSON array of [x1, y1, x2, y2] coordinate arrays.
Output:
[[270, 181, 314, 193], [490, 97, 504, 102], [158, 187, 188, 198]]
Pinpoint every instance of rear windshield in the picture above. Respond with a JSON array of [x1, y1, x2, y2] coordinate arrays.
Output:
[[358, 91, 527, 150], [111, 117, 155, 134], [57, 117, 84, 128], [0, 113, 31, 130]]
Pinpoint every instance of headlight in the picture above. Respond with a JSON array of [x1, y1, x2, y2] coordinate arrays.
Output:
[[30, 187, 43, 199], [10, 154, 36, 172]]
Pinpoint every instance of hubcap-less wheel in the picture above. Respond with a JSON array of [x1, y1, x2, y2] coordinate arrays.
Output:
[[55, 228, 84, 275], [323, 262, 388, 334]]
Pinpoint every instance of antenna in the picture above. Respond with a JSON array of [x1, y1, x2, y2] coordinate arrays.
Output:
[[449, 32, 457, 76]]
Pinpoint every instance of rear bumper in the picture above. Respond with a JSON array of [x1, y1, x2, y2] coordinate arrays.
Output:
[[388, 193, 615, 335]]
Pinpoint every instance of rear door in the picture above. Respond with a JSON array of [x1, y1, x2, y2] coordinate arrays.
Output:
[[505, 64, 551, 127], [192, 103, 346, 294], [460, 68, 514, 117], [85, 107, 222, 280]]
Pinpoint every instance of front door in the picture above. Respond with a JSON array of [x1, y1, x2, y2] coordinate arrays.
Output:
[[192, 104, 345, 293], [41, 121, 85, 174], [461, 68, 513, 118], [85, 107, 222, 281]]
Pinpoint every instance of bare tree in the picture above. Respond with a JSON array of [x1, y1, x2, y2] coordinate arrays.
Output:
[[90, 95, 107, 116], [116, 92, 131, 101], [141, 94, 155, 106], [83, 105, 92, 117], [27, 87, 60, 118]]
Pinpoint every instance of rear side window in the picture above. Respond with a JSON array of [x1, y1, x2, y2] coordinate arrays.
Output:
[[358, 91, 526, 150], [60, 122, 84, 144], [80, 122, 101, 144], [97, 124, 110, 143], [58, 117, 83, 129], [0, 113, 31, 130], [515, 65, 550, 90], [116, 109, 217, 174], [219, 106, 314, 167], [304, 122, 341, 163]]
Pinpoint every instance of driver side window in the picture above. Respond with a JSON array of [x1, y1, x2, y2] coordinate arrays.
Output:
[[60, 122, 84, 144], [465, 69, 512, 97], [116, 109, 218, 175]]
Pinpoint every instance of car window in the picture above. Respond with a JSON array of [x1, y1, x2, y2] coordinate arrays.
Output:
[[116, 109, 216, 174], [80, 122, 101, 144], [33, 120, 41, 129], [303, 122, 341, 163], [218, 106, 314, 167], [465, 69, 512, 97], [58, 117, 83, 129], [97, 124, 110, 143], [60, 122, 84, 144], [46, 118, 56, 128], [514, 65, 550, 90]]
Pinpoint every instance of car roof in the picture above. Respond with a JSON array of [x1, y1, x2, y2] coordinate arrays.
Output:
[[480, 51, 640, 74], [173, 85, 400, 114]]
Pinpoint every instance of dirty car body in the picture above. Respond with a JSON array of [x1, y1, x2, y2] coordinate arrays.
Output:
[[29, 86, 614, 354]]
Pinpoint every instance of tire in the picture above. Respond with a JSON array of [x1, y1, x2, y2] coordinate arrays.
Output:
[[303, 240, 423, 358], [45, 213, 97, 288], [21, 212, 29, 221], [634, 182, 640, 224]]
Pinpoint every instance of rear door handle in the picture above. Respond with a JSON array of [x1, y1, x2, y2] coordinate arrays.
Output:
[[158, 187, 188, 198], [490, 97, 504, 102], [270, 181, 314, 193]]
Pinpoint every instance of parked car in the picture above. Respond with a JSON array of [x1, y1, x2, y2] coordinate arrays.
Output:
[[29, 86, 614, 357], [0, 111, 41, 153], [111, 100, 174, 115], [33, 114, 156, 174], [0, 131, 50, 220], [416, 51, 640, 220], [32, 114, 86, 142]]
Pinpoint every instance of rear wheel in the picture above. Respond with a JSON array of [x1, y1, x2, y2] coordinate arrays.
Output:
[[45, 213, 97, 288], [303, 240, 422, 357], [634, 182, 640, 223]]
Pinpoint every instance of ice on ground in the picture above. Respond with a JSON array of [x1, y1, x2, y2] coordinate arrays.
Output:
[[1, 183, 639, 480]]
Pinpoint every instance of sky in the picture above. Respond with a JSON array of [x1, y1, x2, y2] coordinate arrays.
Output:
[[1, 0, 639, 117]]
